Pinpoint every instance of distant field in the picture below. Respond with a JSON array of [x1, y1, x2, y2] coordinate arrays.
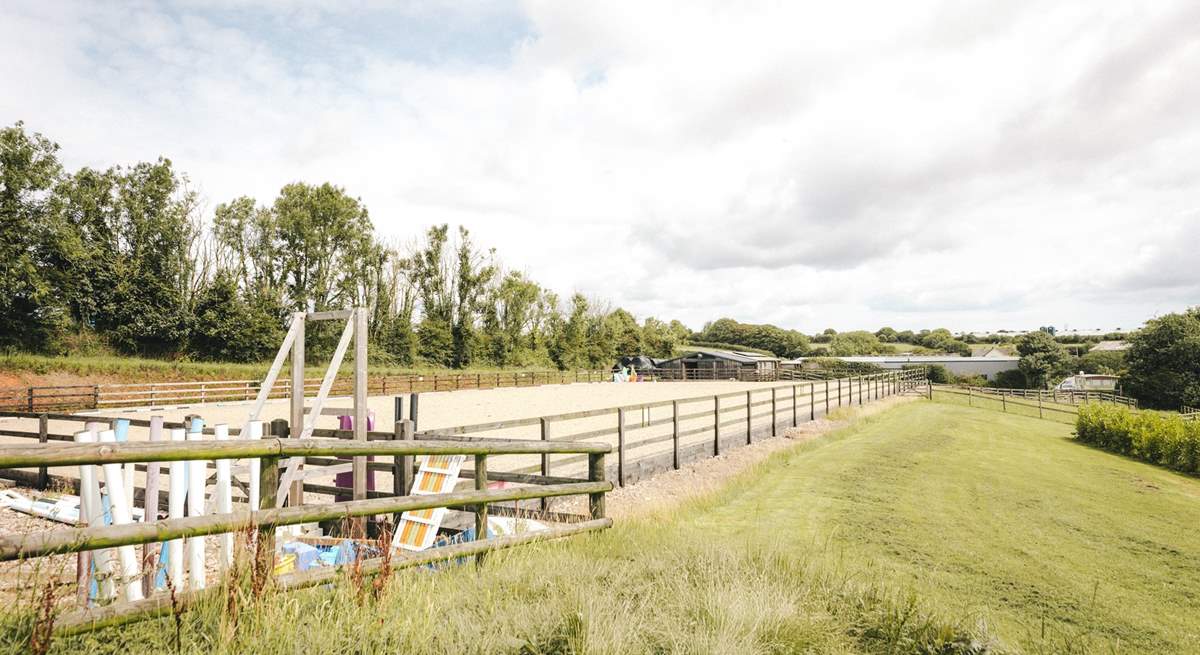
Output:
[[18, 401, 1199, 653]]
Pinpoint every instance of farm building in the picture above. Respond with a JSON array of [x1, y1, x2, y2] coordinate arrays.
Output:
[[787, 355, 1020, 381], [657, 349, 781, 379], [612, 355, 665, 372]]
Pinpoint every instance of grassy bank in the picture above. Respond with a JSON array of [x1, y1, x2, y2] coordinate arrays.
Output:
[[7, 402, 1199, 653]]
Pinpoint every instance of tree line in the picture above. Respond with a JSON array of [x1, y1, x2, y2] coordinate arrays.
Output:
[[1, 122, 702, 369]]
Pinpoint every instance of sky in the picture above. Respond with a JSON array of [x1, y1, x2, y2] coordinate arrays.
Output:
[[3, 1, 1198, 334]]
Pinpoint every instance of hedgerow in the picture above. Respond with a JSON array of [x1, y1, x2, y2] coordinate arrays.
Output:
[[1075, 404, 1200, 474]]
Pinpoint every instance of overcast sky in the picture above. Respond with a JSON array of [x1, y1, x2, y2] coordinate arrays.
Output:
[[4, 1, 1197, 333]]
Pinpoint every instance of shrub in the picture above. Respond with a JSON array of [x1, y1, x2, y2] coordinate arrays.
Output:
[[806, 357, 884, 375], [1075, 404, 1200, 474]]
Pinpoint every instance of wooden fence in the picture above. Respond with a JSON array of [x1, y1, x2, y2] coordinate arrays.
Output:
[[964, 385, 1137, 408], [421, 369, 927, 487], [0, 433, 612, 633], [930, 384, 1135, 423], [1183, 405, 1199, 421], [0, 370, 608, 412]]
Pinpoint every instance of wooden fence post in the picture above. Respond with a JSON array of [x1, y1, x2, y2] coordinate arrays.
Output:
[[1001, 391, 1007, 413], [36, 414, 48, 490], [825, 380, 830, 415], [838, 378, 842, 406], [858, 377, 864, 405], [792, 385, 798, 427], [745, 390, 753, 444], [713, 396, 721, 456], [672, 400, 680, 469], [616, 408, 626, 487], [809, 384, 815, 421], [474, 454, 488, 558], [968, 387, 973, 406], [540, 418, 551, 510], [256, 454, 280, 578], [588, 453, 606, 520], [770, 387, 777, 437], [27, 387, 34, 412], [1038, 394, 1044, 419]]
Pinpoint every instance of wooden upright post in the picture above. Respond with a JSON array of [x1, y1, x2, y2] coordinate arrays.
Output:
[[257, 455, 280, 577], [474, 454, 488, 553], [352, 308, 368, 534], [792, 384, 798, 427], [713, 396, 721, 455], [588, 453, 606, 519], [672, 400, 680, 469], [809, 384, 815, 421], [36, 414, 48, 490], [616, 408, 626, 487], [540, 418, 551, 510], [770, 387, 777, 437], [289, 312, 305, 507], [745, 390, 753, 444], [824, 380, 830, 415]]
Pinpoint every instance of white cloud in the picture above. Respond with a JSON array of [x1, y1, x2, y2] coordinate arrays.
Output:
[[2, 0, 1198, 333]]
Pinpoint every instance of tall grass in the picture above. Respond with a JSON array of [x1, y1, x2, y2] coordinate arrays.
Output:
[[0, 520, 996, 655]]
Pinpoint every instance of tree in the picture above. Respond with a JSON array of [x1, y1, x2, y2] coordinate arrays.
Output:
[[1015, 331, 1071, 389], [605, 309, 642, 356], [875, 327, 898, 343], [189, 272, 283, 361], [1078, 350, 1126, 375], [1122, 309, 1200, 409], [828, 331, 885, 356], [0, 122, 66, 350]]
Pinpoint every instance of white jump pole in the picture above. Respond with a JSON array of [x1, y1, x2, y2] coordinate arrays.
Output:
[[97, 430, 144, 602], [113, 419, 135, 521], [75, 429, 114, 602], [214, 423, 233, 569], [247, 420, 263, 509], [82, 423, 116, 601], [186, 428, 207, 590], [167, 428, 187, 591]]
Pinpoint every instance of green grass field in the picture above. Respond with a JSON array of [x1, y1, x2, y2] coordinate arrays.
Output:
[[9, 401, 1199, 654]]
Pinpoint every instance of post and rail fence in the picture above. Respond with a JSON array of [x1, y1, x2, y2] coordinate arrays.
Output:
[[0, 370, 610, 412], [0, 431, 612, 633]]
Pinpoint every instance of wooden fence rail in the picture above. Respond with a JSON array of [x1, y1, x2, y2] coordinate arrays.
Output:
[[0, 370, 609, 412], [930, 384, 1134, 423], [0, 435, 612, 633]]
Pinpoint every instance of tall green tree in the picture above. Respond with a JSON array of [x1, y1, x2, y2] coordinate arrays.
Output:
[[0, 122, 65, 350], [1015, 331, 1071, 389], [1122, 309, 1200, 409]]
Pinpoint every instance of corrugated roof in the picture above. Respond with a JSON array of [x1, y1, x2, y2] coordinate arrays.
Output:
[[662, 349, 780, 365]]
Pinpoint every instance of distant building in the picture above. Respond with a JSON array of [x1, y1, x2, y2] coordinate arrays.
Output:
[[658, 349, 781, 379], [787, 355, 1019, 381], [1090, 340, 1129, 352]]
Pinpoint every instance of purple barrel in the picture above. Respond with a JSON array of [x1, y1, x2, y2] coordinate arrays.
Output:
[[334, 411, 376, 498]]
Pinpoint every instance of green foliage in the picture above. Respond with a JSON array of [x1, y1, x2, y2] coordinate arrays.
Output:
[[827, 330, 884, 356], [697, 317, 809, 357], [990, 369, 1028, 389], [1076, 404, 1200, 474], [1015, 331, 1071, 389], [922, 364, 951, 384], [1078, 349, 1125, 375], [805, 357, 884, 375], [189, 273, 284, 362], [0, 122, 66, 351], [1122, 308, 1200, 409], [914, 328, 971, 356], [874, 326, 898, 342]]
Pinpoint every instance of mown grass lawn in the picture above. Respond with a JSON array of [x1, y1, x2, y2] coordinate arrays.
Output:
[[691, 401, 1200, 653], [10, 401, 1199, 654]]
